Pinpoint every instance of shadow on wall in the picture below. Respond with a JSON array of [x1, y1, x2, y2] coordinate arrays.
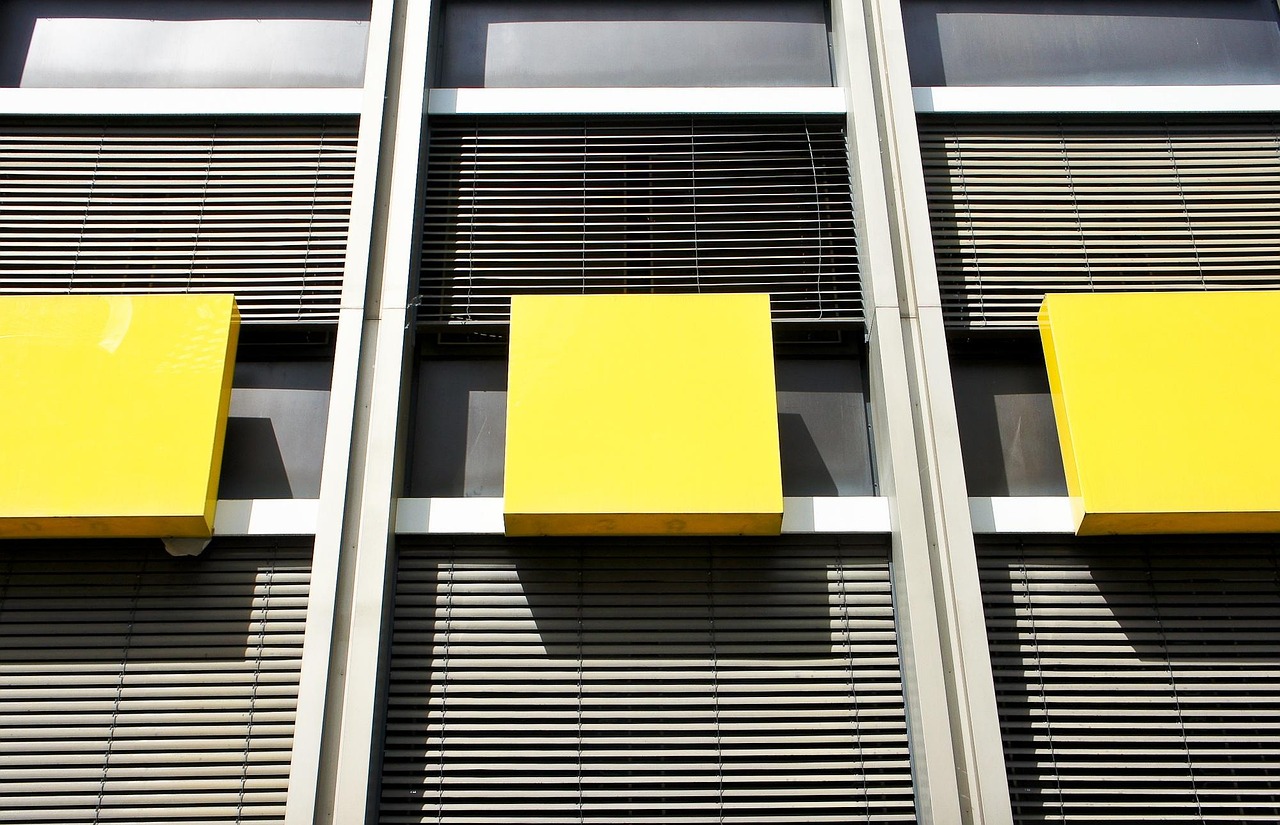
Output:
[[0, 539, 311, 663], [952, 352, 1067, 496], [382, 537, 910, 821], [502, 539, 840, 658], [218, 360, 332, 500], [0, 540, 312, 818], [398, 537, 892, 660], [979, 537, 1280, 821]]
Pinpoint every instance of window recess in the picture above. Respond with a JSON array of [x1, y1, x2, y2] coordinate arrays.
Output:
[[0, 540, 312, 822], [0, 118, 359, 324], [379, 538, 915, 824], [919, 114, 1280, 329], [981, 538, 1280, 823], [949, 336, 1066, 497], [416, 116, 861, 328]]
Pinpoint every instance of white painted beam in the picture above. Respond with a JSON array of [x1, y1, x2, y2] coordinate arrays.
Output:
[[0, 87, 362, 115], [213, 499, 320, 535], [393, 497, 893, 534], [968, 497, 1075, 534], [914, 85, 1280, 114], [428, 86, 847, 115]]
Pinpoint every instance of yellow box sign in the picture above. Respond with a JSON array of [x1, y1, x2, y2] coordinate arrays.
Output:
[[1039, 291, 1280, 535], [504, 293, 783, 536], [0, 295, 240, 538]]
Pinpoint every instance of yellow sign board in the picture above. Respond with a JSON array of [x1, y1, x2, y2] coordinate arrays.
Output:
[[504, 293, 783, 536], [0, 295, 240, 538], [1039, 291, 1280, 534]]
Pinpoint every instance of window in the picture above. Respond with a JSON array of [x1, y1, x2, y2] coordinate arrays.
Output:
[[435, 0, 832, 88], [417, 116, 859, 326], [903, 0, 1280, 87], [0, 0, 371, 88]]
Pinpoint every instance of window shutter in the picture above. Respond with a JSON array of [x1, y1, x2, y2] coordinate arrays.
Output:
[[419, 117, 861, 327], [980, 539, 1280, 822], [919, 116, 1280, 328], [379, 538, 915, 823], [0, 541, 311, 822], [0, 119, 358, 323]]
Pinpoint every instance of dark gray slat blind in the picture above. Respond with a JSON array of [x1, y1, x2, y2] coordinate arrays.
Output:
[[979, 539, 1280, 823], [0, 540, 311, 823], [419, 117, 861, 326], [919, 116, 1280, 329], [0, 119, 358, 324], [380, 539, 915, 824]]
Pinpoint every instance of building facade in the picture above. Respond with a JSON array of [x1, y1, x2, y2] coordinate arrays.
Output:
[[1, 1, 1279, 823]]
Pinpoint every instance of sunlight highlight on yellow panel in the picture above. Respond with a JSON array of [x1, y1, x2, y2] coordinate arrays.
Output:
[[0, 295, 239, 538]]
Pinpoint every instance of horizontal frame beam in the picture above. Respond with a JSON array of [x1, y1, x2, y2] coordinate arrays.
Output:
[[0, 88, 363, 116], [968, 497, 1074, 534], [914, 85, 1280, 114], [428, 87, 847, 115], [394, 496, 892, 534]]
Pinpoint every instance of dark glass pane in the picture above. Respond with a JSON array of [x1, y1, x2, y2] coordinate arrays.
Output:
[[952, 355, 1067, 496], [219, 360, 333, 499], [408, 360, 509, 497], [776, 359, 875, 496]]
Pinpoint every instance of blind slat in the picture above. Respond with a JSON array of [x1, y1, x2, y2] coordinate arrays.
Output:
[[0, 121, 358, 324]]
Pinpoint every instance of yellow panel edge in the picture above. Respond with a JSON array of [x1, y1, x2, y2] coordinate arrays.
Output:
[[1078, 512, 1280, 536], [505, 512, 783, 537], [0, 515, 216, 540]]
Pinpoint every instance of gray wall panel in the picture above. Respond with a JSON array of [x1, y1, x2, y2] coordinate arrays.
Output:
[[1, 0, 370, 87], [407, 359, 508, 498], [437, 0, 832, 87], [219, 361, 333, 499], [952, 356, 1066, 496], [904, 0, 1280, 86], [776, 359, 875, 496]]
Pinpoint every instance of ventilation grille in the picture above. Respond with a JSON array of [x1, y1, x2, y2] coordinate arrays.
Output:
[[0, 540, 311, 822], [0, 120, 358, 323], [380, 538, 915, 824], [419, 117, 861, 326], [919, 116, 1280, 328], [980, 539, 1280, 822]]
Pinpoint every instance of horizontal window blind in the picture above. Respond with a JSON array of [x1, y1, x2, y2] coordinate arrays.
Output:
[[0, 119, 358, 323], [980, 539, 1280, 823], [0, 540, 311, 823], [380, 538, 915, 824], [919, 116, 1280, 328], [419, 117, 861, 326]]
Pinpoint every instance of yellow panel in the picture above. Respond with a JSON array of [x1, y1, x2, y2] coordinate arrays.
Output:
[[1039, 291, 1280, 535], [0, 295, 240, 538], [504, 293, 782, 536]]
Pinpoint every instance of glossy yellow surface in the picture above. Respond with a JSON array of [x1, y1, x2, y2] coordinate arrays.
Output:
[[1039, 291, 1280, 535], [504, 293, 783, 536], [0, 295, 239, 538]]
